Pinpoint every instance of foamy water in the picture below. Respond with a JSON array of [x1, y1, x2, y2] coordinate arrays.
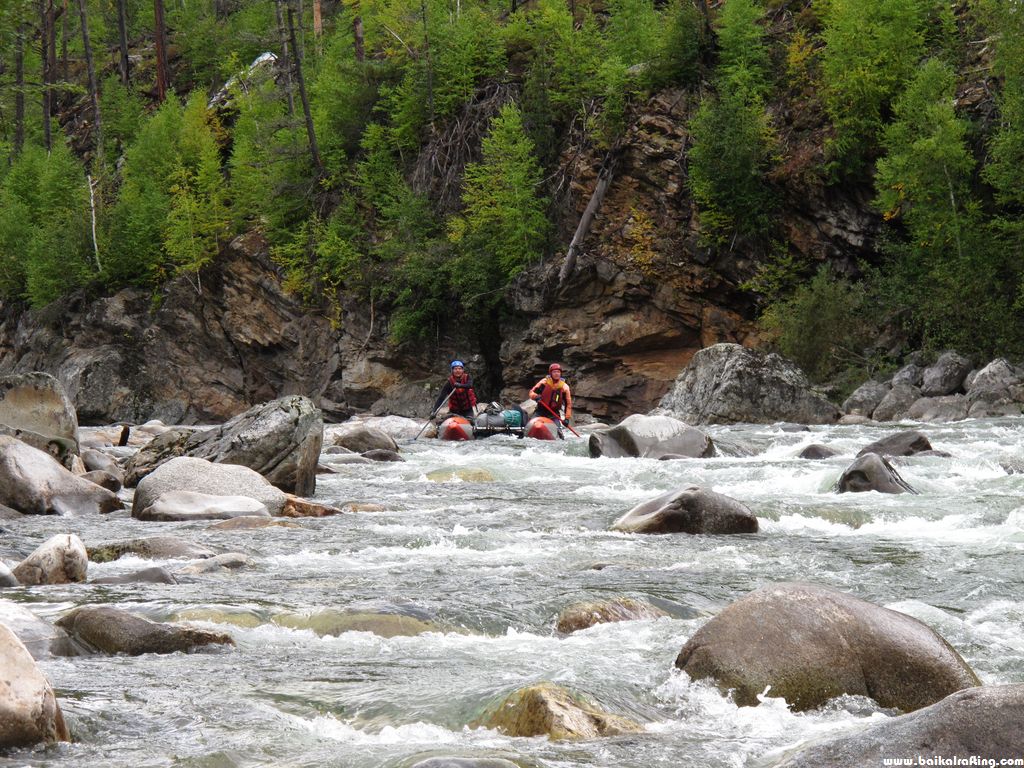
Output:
[[2, 417, 1023, 767]]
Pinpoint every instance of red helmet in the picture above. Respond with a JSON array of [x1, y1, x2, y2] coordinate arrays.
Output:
[[548, 363, 562, 374]]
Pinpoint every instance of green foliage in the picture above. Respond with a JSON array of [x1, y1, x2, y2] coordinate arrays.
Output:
[[715, 0, 770, 95], [99, 75, 146, 165], [164, 95, 231, 288], [450, 102, 549, 315], [229, 80, 312, 238], [646, 0, 704, 89], [820, 0, 928, 175], [875, 58, 974, 251], [105, 94, 229, 287], [0, 144, 94, 306], [981, 0, 1024, 212], [688, 87, 776, 241], [761, 266, 870, 382]]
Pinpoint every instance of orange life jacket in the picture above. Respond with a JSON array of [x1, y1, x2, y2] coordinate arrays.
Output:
[[530, 377, 572, 419]]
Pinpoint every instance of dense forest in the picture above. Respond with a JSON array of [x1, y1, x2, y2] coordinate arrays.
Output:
[[0, 0, 1022, 387]]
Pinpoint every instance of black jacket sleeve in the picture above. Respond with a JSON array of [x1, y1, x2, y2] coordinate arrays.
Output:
[[434, 381, 455, 411]]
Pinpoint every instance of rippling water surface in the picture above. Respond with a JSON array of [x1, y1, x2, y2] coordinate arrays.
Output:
[[3, 418, 1024, 767]]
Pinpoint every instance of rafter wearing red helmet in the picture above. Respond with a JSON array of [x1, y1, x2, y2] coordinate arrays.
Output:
[[529, 363, 573, 426]]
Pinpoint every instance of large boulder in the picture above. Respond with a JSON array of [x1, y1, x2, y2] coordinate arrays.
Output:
[[0, 624, 70, 748], [906, 395, 969, 422], [675, 582, 978, 712], [123, 427, 194, 487], [891, 364, 923, 388], [474, 682, 643, 740], [588, 414, 715, 459], [774, 685, 1024, 768], [967, 358, 1021, 394], [836, 454, 916, 494], [556, 597, 669, 634], [133, 456, 288, 516], [0, 601, 79, 659], [658, 344, 840, 425], [13, 534, 89, 586], [612, 486, 758, 534], [0, 436, 123, 515], [857, 430, 933, 458], [872, 384, 921, 422], [183, 395, 323, 496], [842, 380, 890, 417], [920, 351, 972, 397], [134, 491, 270, 522], [0, 372, 79, 468], [81, 448, 123, 478], [329, 421, 399, 453], [88, 535, 216, 563], [55, 606, 234, 655]]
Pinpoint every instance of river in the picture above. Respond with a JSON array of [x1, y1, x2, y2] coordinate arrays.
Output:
[[3, 417, 1023, 767]]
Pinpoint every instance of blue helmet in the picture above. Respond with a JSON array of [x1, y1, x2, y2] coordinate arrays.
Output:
[[450, 360, 465, 370]]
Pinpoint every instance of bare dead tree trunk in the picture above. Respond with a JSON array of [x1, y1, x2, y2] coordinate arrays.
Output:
[[287, 5, 323, 174], [39, 0, 52, 151], [14, 23, 26, 155], [353, 14, 365, 61], [558, 149, 619, 285], [695, 0, 712, 43], [274, 0, 295, 115], [116, 0, 130, 86], [421, 0, 434, 122], [313, 0, 322, 48], [154, 0, 169, 102], [61, 0, 69, 82], [77, 0, 102, 161]]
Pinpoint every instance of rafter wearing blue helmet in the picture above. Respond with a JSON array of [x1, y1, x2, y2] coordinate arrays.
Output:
[[433, 359, 477, 419]]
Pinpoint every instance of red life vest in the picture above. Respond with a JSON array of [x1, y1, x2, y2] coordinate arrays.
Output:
[[448, 373, 477, 413]]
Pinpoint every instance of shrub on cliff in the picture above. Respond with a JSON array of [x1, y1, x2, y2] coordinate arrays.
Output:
[[0, 144, 95, 307]]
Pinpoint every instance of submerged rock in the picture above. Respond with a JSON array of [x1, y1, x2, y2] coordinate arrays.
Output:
[[410, 759, 521, 768], [588, 413, 715, 459], [675, 582, 979, 712], [88, 535, 217, 563], [55, 606, 234, 655], [774, 685, 1024, 767], [90, 566, 178, 585], [426, 468, 495, 482], [13, 534, 89, 586], [612, 486, 758, 534], [475, 682, 643, 740], [556, 597, 669, 634], [273, 609, 442, 638], [0, 436, 123, 515], [0, 624, 71, 748]]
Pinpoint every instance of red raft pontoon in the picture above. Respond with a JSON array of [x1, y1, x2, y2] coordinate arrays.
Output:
[[437, 410, 562, 441]]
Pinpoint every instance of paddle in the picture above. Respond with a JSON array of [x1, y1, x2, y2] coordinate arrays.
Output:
[[411, 388, 456, 442], [536, 398, 581, 438]]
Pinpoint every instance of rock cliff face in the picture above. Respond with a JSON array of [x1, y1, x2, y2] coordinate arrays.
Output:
[[0, 234, 346, 424], [0, 86, 881, 424], [499, 88, 878, 421]]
